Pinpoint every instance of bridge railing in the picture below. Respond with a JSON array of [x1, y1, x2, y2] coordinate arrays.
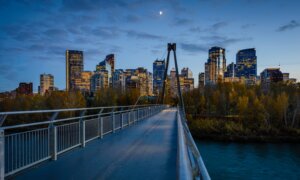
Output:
[[0, 104, 166, 179], [177, 106, 210, 180]]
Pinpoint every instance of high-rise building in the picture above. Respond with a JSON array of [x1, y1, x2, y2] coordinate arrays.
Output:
[[96, 54, 115, 87], [169, 68, 185, 97], [124, 68, 153, 96], [16, 82, 33, 95], [223, 62, 240, 82], [282, 73, 290, 82], [205, 47, 226, 85], [90, 70, 109, 93], [198, 72, 205, 90], [236, 48, 257, 84], [183, 78, 194, 92], [74, 71, 93, 93], [146, 72, 153, 96], [66, 50, 84, 91], [153, 59, 165, 96], [113, 69, 126, 92], [224, 62, 236, 78], [39, 73, 54, 95], [181, 67, 193, 79], [260, 68, 283, 90], [136, 67, 152, 96], [105, 54, 115, 73], [181, 67, 194, 92]]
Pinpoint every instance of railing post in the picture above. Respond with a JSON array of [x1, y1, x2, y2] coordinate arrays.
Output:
[[98, 109, 104, 138], [49, 112, 58, 161], [112, 108, 115, 133], [0, 128, 5, 180], [80, 110, 86, 147], [121, 113, 124, 129], [100, 117, 103, 139], [134, 110, 137, 124]]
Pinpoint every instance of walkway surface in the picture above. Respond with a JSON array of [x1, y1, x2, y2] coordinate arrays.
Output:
[[13, 108, 178, 180]]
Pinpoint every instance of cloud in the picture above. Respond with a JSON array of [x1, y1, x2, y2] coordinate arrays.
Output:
[[44, 29, 68, 38], [125, 14, 141, 23], [90, 26, 121, 39], [277, 20, 300, 32], [241, 24, 256, 29], [60, 0, 129, 12], [202, 35, 252, 47], [180, 35, 252, 53], [172, 18, 193, 26], [180, 43, 207, 53], [189, 21, 228, 33], [189, 26, 204, 33], [211, 21, 228, 30], [126, 30, 164, 40]]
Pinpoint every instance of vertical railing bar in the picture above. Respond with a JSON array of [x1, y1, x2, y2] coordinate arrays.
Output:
[[18, 134, 20, 169], [0, 128, 4, 179], [62, 125, 64, 151], [21, 132, 24, 167]]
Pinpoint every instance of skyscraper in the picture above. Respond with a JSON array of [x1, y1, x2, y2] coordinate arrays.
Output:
[[105, 54, 115, 73], [16, 82, 33, 95], [260, 68, 283, 90], [224, 62, 236, 78], [181, 67, 193, 79], [153, 59, 165, 96], [39, 73, 54, 95], [90, 70, 109, 93], [181, 67, 194, 92], [96, 54, 114, 87], [198, 72, 205, 90], [205, 47, 226, 85], [113, 69, 126, 92], [236, 48, 257, 84], [74, 71, 93, 93], [66, 50, 83, 91], [169, 68, 185, 97]]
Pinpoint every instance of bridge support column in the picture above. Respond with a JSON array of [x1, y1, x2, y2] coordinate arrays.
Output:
[[0, 129, 5, 180]]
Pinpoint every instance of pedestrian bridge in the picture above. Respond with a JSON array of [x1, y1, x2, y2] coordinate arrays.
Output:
[[0, 105, 210, 180]]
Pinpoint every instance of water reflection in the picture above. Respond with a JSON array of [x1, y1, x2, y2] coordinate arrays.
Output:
[[196, 140, 300, 180]]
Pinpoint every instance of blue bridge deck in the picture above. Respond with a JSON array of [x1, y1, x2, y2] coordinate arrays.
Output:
[[13, 109, 178, 180]]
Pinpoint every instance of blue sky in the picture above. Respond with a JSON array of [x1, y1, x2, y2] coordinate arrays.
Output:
[[0, 0, 300, 92]]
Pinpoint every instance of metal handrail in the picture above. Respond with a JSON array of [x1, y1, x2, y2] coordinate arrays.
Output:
[[0, 104, 157, 116], [0, 106, 154, 130], [177, 106, 210, 180]]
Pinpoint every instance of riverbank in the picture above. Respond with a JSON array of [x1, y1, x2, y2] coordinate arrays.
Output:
[[189, 118, 300, 143], [192, 134, 300, 143]]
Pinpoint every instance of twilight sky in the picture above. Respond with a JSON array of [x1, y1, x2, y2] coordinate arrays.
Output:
[[0, 0, 300, 92]]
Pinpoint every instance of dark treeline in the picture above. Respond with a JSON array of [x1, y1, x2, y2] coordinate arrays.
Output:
[[0, 88, 152, 112], [183, 82, 300, 141], [0, 88, 155, 127]]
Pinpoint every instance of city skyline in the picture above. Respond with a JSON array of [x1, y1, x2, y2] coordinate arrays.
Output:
[[1, 0, 300, 92]]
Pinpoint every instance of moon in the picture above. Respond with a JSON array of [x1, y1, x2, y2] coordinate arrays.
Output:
[[159, 11, 163, 15]]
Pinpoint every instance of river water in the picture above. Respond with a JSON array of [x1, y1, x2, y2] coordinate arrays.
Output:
[[196, 140, 300, 180]]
